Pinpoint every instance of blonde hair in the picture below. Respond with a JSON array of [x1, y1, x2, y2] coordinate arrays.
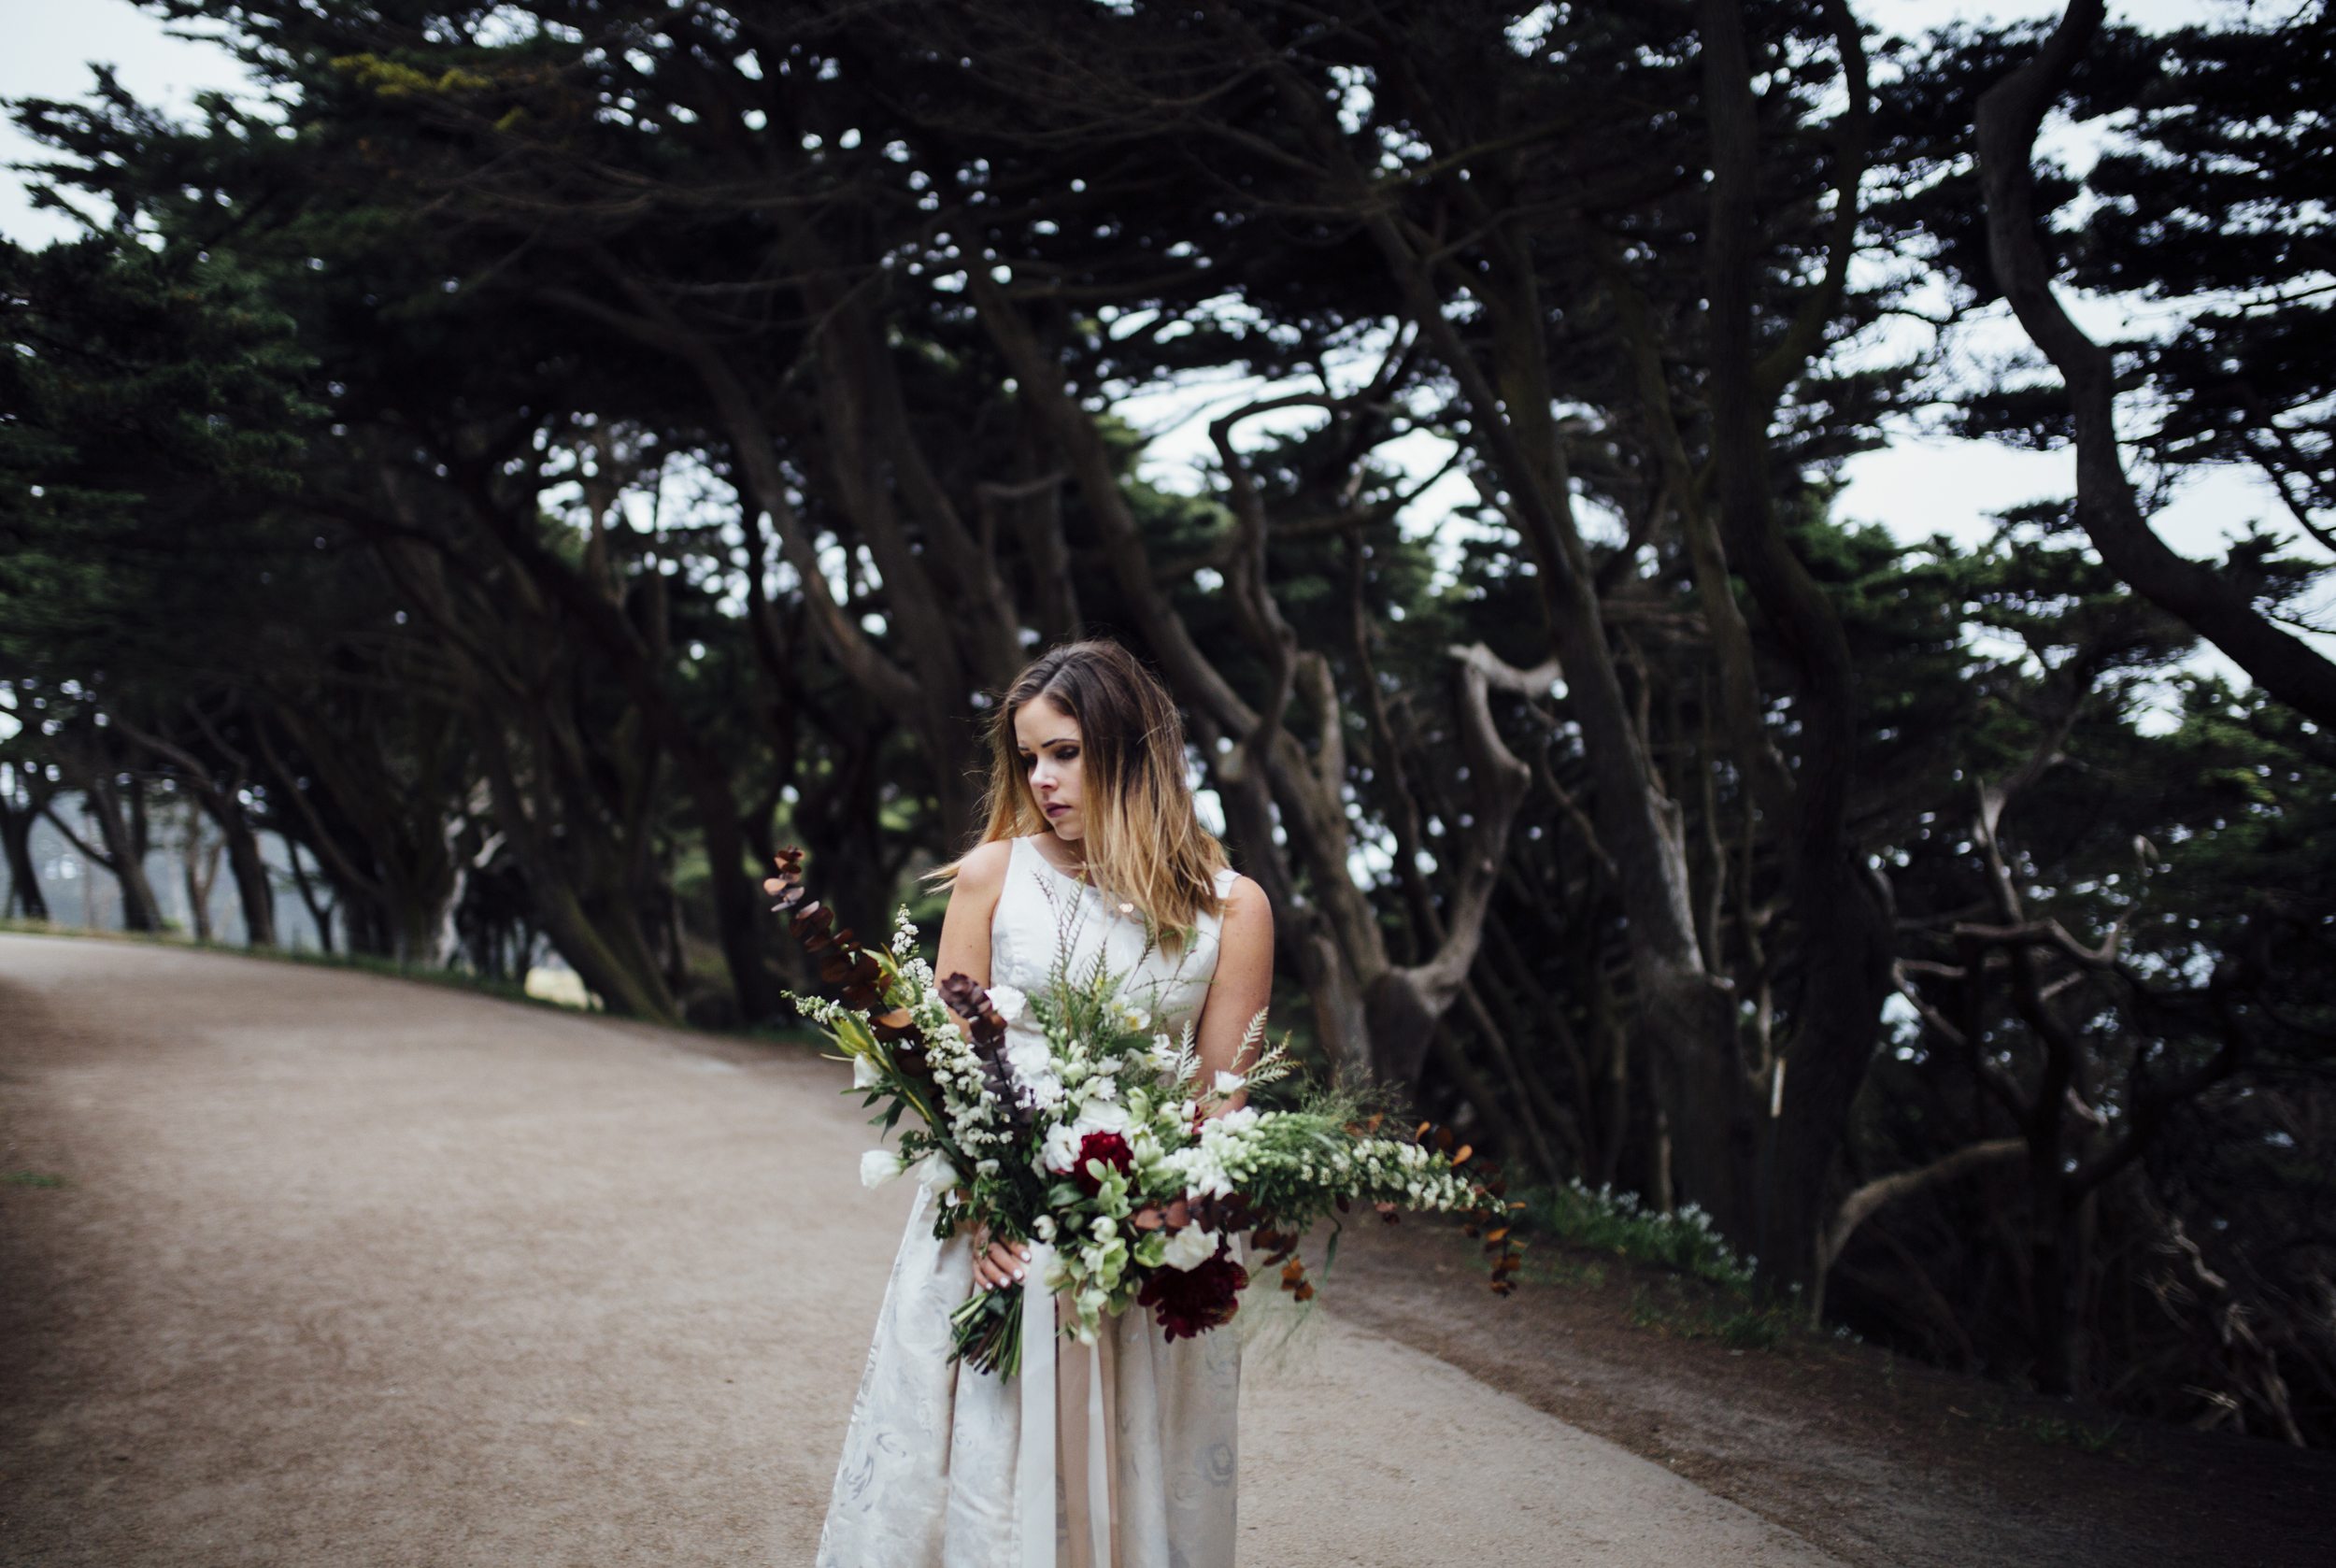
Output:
[[941, 640, 1227, 943]]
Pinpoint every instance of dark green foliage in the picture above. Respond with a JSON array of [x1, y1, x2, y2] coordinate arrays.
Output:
[[0, 235, 314, 682], [2082, 5, 2336, 535]]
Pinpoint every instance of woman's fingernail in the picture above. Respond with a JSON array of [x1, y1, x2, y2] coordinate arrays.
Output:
[[1014, 1267, 1026, 1280], [1018, 1247, 1031, 1261]]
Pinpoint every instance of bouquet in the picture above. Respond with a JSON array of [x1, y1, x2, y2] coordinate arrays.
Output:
[[767, 848, 1524, 1375]]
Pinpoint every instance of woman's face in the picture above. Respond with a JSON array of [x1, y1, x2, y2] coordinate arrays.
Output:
[[1015, 693, 1086, 841]]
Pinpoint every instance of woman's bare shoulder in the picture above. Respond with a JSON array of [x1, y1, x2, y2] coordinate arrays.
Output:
[[950, 838, 1018, 898], [1221, 874, 1271, 924]]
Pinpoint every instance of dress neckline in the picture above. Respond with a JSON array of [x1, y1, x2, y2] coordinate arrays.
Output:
[[1018, 834, 1094, 893], [1013, 834, 1237, 923]]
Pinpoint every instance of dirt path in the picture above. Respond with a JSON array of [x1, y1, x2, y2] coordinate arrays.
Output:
[[0, 935, 1839, 1566], [1319, 1224, 2333, 1568]]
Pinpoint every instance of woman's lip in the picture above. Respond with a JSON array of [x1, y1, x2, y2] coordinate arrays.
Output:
[[1045, 804, 1071, 817]]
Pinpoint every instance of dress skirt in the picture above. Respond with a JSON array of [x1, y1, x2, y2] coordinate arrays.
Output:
[[816, 1183, 1240, 1568]]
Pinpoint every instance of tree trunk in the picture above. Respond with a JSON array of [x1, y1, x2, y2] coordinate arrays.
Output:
[[1196, 711, 1373, 1079], [110, 711, 282, 950], [2030, 1153, 2075, 1395], [991, 406, 1079, 644], [261, 706, 455, 965], [286, 839, 336, 953], [216, 805, 278, 948], [1697, 0, 1895, 1276], [473, 713, 682, 1024], [0, 762, 52, 920], [2, 810, 46, 919], [181, 812, 220, 941], [64, 765, 163, 934], [669, 728, 787, 1025]]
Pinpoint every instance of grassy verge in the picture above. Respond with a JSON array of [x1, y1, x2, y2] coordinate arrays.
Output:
[[1466, 1180, 1803, 1351], [1948, 1390, 2133, 1455], [1624, 1277, 1802, 1350]]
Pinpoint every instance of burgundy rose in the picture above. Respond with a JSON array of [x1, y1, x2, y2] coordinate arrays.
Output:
[[1138, 1248, 1250, 1342], [1072, 1131, 1134, 1196]]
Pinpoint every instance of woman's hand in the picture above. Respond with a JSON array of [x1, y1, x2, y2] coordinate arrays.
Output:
[[970, 1225, 1033, 1291]]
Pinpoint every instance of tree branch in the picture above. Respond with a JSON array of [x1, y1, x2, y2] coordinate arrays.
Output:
[[1816, 1137, 2024, 1280], [1976, 0, 2336, 726]]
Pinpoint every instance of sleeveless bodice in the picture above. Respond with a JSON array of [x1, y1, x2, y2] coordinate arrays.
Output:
[[989, 836, 1235, 1044]]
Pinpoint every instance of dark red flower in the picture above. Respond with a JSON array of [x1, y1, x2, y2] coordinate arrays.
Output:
[[1071, 1131, 1134, 1196], [1138, 1247, 1249, 1342]]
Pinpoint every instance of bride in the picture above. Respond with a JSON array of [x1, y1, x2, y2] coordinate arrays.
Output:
[[817, 639, 1273, 1568]]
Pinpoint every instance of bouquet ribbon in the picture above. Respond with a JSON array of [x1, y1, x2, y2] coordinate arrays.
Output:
[[1012, 1240, 1058, 1568], [1010, 1240, 1117, 1568]]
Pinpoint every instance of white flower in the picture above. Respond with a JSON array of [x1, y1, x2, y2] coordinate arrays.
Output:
[[853, 1055, 883, 1090], [913, 1150, 961, 1190], [1072, 1103, 1132, 1139], [1212, 1070, 1246, 1096], [1090, 1214, 1117, 1241], [1041, 1124, 1083, 1174], [1002, 1035, 1064, 1111], [1161, 1225, 1220, 1271], [1033, 1214, 1057, 1242], [860, 1149, 905, 1189], [986, 984, 1028, 1023]]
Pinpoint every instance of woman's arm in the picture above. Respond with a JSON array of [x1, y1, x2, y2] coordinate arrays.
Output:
[[1192, 876, 1275, 1114], [935, 838, 1012, 993]]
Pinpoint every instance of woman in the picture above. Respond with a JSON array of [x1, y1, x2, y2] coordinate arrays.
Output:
[[817, 640, 1274, 1568]]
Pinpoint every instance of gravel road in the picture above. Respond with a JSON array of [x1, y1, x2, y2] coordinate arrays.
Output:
[[0, 934, 1840, 1566]]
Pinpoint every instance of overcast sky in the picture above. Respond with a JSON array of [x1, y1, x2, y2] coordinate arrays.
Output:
[[1, 0, 2302, 640]]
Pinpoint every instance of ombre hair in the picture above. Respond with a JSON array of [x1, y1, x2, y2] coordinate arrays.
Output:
[[944, 640, 1227, 944]]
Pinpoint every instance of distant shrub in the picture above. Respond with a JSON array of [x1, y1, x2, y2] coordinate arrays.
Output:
[[1518, 1181, 1756, 1291]]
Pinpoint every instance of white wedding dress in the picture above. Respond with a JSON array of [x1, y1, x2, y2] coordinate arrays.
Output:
[[816, 836, 1243, 1568]]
